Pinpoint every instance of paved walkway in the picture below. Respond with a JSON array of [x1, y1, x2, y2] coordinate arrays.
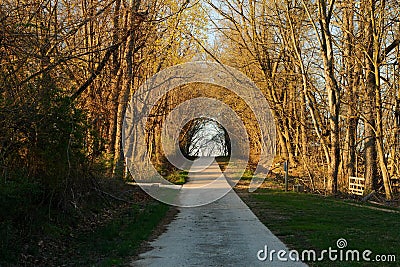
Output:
[[132, 157, 307, 266]]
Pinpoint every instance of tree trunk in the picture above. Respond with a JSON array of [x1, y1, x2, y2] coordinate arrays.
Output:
[[318, 0, 340, 194], [373, 35, 393, 200], [363, 65, 378, 191], [363, 0, 379, 192], [342, 2, 359, 186], [113, 0, 141, 177]]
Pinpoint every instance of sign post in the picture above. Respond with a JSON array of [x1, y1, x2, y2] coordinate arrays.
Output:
[[284, 160, 289, 192]]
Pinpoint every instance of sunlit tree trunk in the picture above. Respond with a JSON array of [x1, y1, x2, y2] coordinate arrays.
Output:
[[113, 0, 141, 178]]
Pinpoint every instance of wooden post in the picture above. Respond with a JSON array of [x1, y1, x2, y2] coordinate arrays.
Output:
[[284, 160, 289, 192]]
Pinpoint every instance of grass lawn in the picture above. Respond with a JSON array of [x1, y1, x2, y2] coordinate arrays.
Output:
[[0, 178, 173, 266], [239, 189, 400, 266], [61, 201, 170, 267], [166, 170, 188, 185]]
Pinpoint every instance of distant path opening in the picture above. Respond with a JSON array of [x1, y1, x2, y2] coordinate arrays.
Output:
[[179, 117, 231, 159]]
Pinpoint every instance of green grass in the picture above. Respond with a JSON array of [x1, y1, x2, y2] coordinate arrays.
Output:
[[166, 170, 188, 185], [244, 190, 400, 266], [63, 201, 170, 267], [0, 176, 173, 266], [240, 169, 254, 180]]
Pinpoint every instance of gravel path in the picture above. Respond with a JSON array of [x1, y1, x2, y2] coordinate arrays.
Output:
[[132, 157, 307, 266]]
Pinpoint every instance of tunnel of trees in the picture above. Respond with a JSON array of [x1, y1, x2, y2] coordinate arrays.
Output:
[[179, 118, 231, 158], [145, 82, 264, 176]]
